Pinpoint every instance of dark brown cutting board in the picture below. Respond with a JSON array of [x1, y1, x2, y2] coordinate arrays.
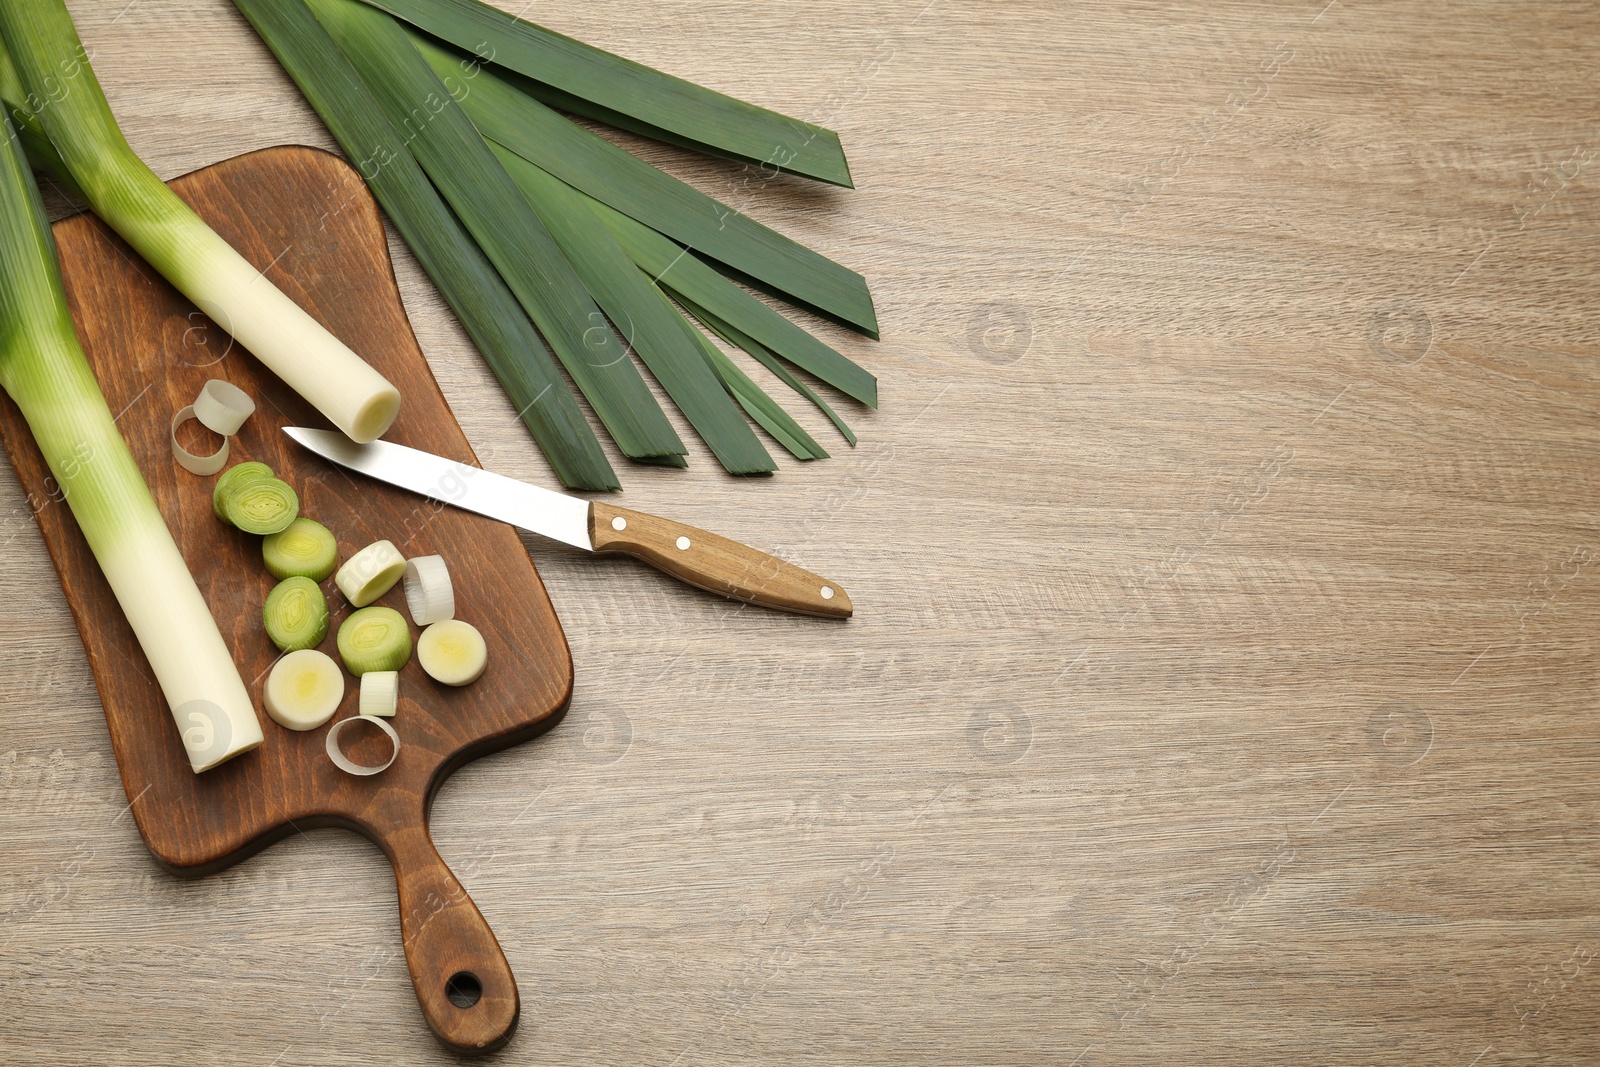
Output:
[[0, 146, 571, 1055]]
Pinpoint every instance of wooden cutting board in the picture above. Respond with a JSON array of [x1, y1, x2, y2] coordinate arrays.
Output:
[[0, 146, 571, 1055]]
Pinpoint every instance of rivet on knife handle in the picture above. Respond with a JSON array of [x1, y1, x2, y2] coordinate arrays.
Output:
[[588, 502, 852, 618]]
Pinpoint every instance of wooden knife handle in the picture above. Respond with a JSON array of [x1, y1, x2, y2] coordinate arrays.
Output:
[[385, 822, 519, 1055], [589, 502, 853, 618]]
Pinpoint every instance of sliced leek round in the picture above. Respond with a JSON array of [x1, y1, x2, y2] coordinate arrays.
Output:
[[213, 460, 273, 519], [262, 518, 339, 581], [170, 404, 229, 476], [224, 477, 299, 535], [417, 619, 487, 687], [359, 670, 399, 717], [337, 605, 412, 676], [192, 379, 255, 436], [263, 648, 344, 731], [335, 539, 405, 606], [402, 554, 454, 625], [325, 713, 400, 776], [263, 576, 329, 653]]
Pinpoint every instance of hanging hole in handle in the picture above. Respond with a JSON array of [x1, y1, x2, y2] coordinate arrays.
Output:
[[446, 971, 483, 1009]]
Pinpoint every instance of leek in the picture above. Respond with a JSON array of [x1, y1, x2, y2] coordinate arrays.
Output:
[[0, 108, 261, 772], [415, 35, 879, 339], [355, 0, 855, 187], [0, 0, 402, 444], [337, 606, 412, 675], [307, 0, 685, 462], [417, 619, 486, 686], [231, 0, 619, 489]]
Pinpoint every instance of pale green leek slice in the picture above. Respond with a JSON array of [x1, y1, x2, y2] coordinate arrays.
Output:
[[223, 477, 300, 535], [307, 0, 685, 463], [337, 605, 412, 675], [355, 0, 855, 187], [416, 35, 878, 340], [334, 539, 405, 606], [229, 0, 617, 489], [213, 461, 274, 520], [264, 649, 344, 731], [0, 107, 261, 772], [263, 518, 339, 581], [417, 619, 486, 686], [0, 0, 402, 443], [263, 576, 330, 653]]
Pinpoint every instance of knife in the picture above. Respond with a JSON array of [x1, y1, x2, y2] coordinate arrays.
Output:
[[283, 428, 852, 618]]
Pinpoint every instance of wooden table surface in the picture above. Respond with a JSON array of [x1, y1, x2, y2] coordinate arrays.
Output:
[[3, 1, 1597, 1063]]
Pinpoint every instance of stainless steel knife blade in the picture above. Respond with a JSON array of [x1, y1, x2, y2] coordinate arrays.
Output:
[[283, 427, 593, 551]]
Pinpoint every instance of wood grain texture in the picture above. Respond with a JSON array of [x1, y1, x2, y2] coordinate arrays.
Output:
[[0, 145, 572, 1054], [2, 1, 1598, 1064], [590, 501, 853, 617]]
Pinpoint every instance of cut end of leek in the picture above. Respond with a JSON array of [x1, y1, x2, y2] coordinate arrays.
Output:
[[417, 619, 487, 687], [359, 670, 399, 717], [335, 539, 406, 606], [263, 575, 330, 653], [347, 383, 403, 444], [402, 554, 454, 625], [337, 605, 412, 676], [263, 517, 339, 581], [264, 648, 344, 731]]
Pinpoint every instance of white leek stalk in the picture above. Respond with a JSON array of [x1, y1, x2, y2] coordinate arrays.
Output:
[[0, 0, 401, 443], [0, 109, 262, 773]]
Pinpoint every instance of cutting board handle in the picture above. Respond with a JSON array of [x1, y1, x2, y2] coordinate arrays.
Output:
[[380, 820, 519, 1054]]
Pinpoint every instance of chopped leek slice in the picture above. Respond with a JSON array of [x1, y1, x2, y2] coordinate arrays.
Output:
[[0, 105, 261, 773], [308, 0, 685, 462], [223, 477, 300, 535], [355, 0, 856, 187], [263, 576, 330, 653], [264, 649, 344, 731], [213, 461, 274, 519], [0, 0, 402, 443], [335, 539, 405, 606], [263, 518, 339, 581], [401, 555, 454, 626], [337, 606, 412, 675], [230, 0, 617, 489], [359, 670, 399, 717], [417, 619, 486, 686]]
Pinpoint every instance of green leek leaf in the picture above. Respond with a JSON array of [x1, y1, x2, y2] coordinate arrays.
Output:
[[231, 0, 618, 489], [676, 316, 827, 461], [676, 294, 857, 447], [355, 0, 854, 187], [307, 0, 684, 462], [413, 34, 878, 340], [575, 193, 878, 408], [495, 150, 775, 476]]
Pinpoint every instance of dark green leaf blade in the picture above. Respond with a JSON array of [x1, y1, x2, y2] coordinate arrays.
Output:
[[494, 147, 775, 476], [307, 0, 684, 462], [355, 0, 853, 187], [230, 0, 618, 489], [687, 322, 828, 461], [575, 192, 879, 408], [413, 34, 878, 340], [677, 294, 857, 447]]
